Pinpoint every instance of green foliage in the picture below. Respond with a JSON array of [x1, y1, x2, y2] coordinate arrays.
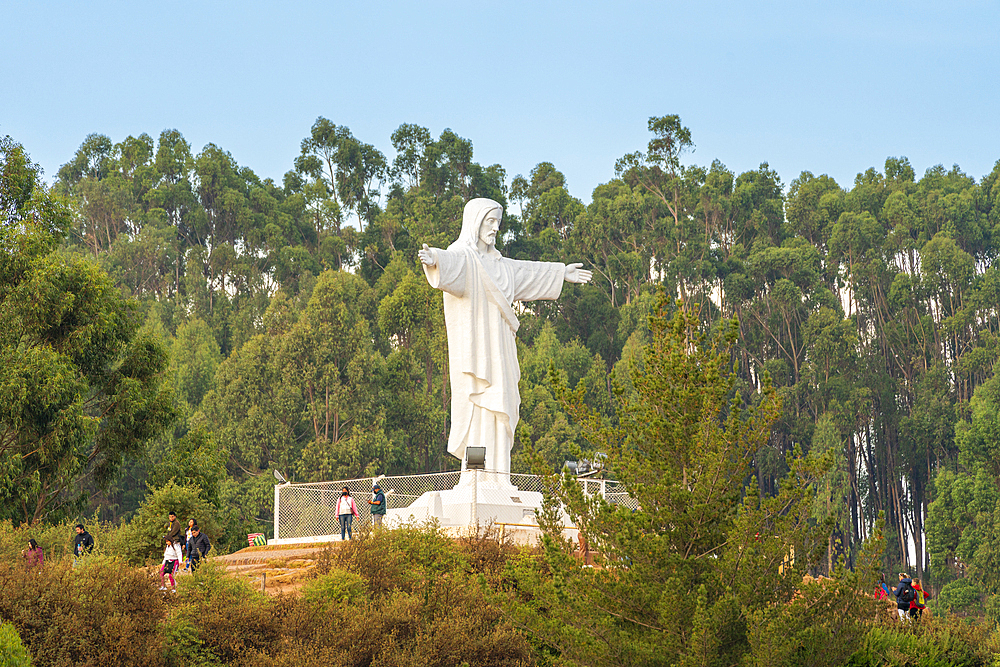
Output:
[[1, 137, 174, 525], [113, 480, 221, 564], [0, 621, 32, 667], [156, 527, 530, 667], [934, 578, 981, 615], [301, 569, 368, 607], [166, 563, 280, 667], [846, 615, 999, 667], [0, 557, 164, 666], [506, 295, 874, 665], [9, 116, 1000, 607]]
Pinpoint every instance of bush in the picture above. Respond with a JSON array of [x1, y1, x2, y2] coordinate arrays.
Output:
[[166, 563, 281, 666], [455, 522, 520, 587], [933, 578, 980, 616], [251, 524, 534, 667], [301, 570, 368, 607], [112, 480, 221, 565], [847, 614, 999, 667], [330, 521, 468, 596], [0, 621, 32, 667], [0, 557, 164, 666]]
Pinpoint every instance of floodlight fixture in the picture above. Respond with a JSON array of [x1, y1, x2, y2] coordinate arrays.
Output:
[[467, 447, 486, 470]]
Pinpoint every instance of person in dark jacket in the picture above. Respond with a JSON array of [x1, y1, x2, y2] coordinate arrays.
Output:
[[166, 511, 183, 546], [369, 483, 387, 527], [73, 524, 94, 562], [892, 572, 915, 620], [187, 526, 211, 570]]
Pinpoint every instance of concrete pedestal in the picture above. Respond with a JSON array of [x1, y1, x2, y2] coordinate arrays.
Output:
[[386, 470, 542, 528]]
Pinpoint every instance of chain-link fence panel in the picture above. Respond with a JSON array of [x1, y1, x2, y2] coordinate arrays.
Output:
[[275, 471, 637, 540]]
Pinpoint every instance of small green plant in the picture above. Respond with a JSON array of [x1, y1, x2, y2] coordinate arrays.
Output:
[[0, 621, 32, 667], [302, 569, 368, 607]]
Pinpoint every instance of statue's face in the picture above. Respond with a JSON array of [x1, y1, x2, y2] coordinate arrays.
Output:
[[479, 211, 501, 247]]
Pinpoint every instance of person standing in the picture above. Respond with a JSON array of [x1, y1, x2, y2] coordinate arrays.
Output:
[[187, 526, 211, 571], [369, 484, 386, 527], [337, 487, 360, 540], [160, 538, 182, 591], [73, 524, 94, 563], [21, 539, 44, 567], [183, 518, 196, 571], [892, 572, 915, 620]]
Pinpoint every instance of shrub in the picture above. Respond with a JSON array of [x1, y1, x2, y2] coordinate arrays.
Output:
[[455, 522, 520, 587], [0, 621, 32, 667], [167, 563, 281, 666], [331, 521, 467, 596], [254, 585, 533, 667], [933, 577, 980, 616], [847, 614, 999, 667], [0, 557, 164, 666], [112, 480, 221, 565], [301, 570, 368, 607]]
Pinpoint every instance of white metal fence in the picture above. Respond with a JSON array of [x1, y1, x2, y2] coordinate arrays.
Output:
[[272, 471, 636, 542]]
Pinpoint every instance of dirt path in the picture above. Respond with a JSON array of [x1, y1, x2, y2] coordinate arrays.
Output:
[[207, 542, 339, 595]]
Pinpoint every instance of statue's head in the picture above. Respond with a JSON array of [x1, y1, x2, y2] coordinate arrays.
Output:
[[457, 198, 503, 255]]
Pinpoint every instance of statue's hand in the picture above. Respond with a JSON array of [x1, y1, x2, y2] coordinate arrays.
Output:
[[418, 244, 437, 267], [564, 263, 592, 284]]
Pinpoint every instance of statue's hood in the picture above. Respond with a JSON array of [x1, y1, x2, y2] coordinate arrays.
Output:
[[451, 198, 503, 259]]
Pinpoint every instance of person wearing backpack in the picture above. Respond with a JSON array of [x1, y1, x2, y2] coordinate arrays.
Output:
[[910, 578, 931, 618], [893, 572, 915, 620]]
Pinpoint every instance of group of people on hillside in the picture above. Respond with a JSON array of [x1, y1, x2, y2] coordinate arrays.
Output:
[[336, 484, 387, 541], [20, 524, 95, 567], [878, 572, 930, 619], [160, 511, 211, 591]]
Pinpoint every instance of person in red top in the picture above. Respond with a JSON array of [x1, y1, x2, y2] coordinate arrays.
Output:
[[910, 578, 931, 618], [21, 539, 44, 567]]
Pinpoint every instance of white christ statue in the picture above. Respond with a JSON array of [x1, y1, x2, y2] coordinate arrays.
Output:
[[418, 197, 592, 476]]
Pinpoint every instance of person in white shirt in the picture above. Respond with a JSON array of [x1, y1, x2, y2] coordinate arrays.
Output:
[[337, 487, 360, 540], [160, 537, 183, 590]]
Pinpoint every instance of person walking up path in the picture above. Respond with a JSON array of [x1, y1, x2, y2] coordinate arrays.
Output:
[[910, 578, 931, 618], [187, 526, 211, 571], [893, 573, 915, 620], [160, 538, 182, 591], [183, 518, 196, 571]]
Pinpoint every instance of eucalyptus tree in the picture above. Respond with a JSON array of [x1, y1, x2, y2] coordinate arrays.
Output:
[[1, 137, 175, 524]]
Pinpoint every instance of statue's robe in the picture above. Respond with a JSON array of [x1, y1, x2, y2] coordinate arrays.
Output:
[[423, 246, 565, 473]]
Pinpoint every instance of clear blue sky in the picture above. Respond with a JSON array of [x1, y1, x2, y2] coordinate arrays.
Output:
[[3, 0, 998, 202]]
